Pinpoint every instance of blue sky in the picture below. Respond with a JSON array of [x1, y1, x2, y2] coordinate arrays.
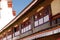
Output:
[[12, 0, 32, 15]]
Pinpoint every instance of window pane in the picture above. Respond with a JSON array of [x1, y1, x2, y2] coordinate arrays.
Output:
[[14, 28, 16, 32], [44, 15, 49, 22], [39, 18, 43, 25], [15, 31, 20, 36], [23, 25, 31, 33], [34, 21, 39, 27], [21, 18, 31, 33], [25, 26, 29, 32]]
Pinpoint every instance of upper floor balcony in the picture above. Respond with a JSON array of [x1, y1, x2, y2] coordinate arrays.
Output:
[[0, 0, 60, 39]]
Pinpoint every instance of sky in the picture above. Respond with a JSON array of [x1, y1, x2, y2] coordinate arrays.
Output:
[[12, 0, 33, 15]]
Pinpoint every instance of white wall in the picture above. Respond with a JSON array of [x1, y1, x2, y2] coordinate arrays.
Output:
[[0, 0, 15, 30]]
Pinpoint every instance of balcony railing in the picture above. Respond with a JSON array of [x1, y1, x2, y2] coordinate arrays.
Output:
[[15, 31, 20, 36], [34, 15, 49, 27], [21, 25, 31, 33], [1, 14, 60, 40], [26, 24, 60, 40]]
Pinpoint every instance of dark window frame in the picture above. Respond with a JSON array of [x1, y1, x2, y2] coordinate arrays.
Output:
[[13, 25, 20, 37], [34, 5, 51, 27], [21, 19, 31, 29], [21, 18, 31, 34], [14, 25, 19, 32]]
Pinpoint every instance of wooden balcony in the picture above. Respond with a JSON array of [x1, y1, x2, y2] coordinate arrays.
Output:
[[14, 31, 20, 36]]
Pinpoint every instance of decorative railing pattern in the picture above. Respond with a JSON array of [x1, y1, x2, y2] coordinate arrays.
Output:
[[34, 15, 49, 27], [21, 25, 31, 33]]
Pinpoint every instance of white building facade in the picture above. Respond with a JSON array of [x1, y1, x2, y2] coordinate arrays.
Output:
[[0, 0, 16, 30]]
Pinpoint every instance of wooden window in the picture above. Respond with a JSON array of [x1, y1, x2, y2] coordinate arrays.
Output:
[[34, 12, 43, 21], [34, 5, 51, 27], [21, 19, 31, 29], [34, 20, 39, 27], [13, 25, 20, 36], [8, 1, 12, 7], [34, 11, 44, 27], [43, 5, 51, 16], [39, 18, 43, 25], [34, 14, 38, 21], [14, 27, 19, 32], [34, 12, 44, 27], [21, 19, 31, 33], [44, 15, 49, 22]]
